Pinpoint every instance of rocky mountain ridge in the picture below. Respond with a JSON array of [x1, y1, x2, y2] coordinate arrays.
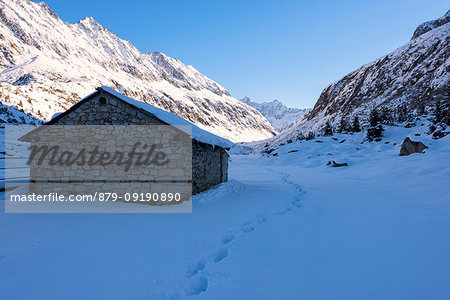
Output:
[[268, 10, 449, 145], [0, 0, 276, 142]]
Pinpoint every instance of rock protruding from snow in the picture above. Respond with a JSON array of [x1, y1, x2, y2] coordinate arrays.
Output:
[[240, 97, 309, 132], [328, 161, 348, 167], [0, 103, 40, 124], [0, 0, 276, 142], [400, 137, 428, 156], [411, 10, 450, 40]]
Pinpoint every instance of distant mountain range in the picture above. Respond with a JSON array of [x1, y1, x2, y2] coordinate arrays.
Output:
[[240, 97, 309, 132], [0, 0, 277, 142], [1, 0, 448, 146], [270, 10, 450, 145]]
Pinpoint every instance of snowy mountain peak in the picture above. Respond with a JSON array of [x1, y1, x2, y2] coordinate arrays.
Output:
[[273, 99, 284, 105], [411, 10, 450, 40], [240, 97, 310, 132], [78, 16, 102, 28], [0, 0, 276, 142], [37, 1, 59, 19]]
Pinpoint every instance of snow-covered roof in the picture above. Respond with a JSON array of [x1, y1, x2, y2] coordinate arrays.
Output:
[[51, 112, 63, 119], [73, 86, 234, 149]]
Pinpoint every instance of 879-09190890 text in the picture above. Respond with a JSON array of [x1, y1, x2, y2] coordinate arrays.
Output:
[[9, 192, 183, 203]]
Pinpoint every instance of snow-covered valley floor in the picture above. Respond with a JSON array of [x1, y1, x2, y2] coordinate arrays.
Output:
[[1, 125, 449, 299]]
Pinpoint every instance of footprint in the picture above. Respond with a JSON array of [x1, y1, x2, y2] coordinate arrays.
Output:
[[257, 215, 268, 223], [213, 248, 228, 263], [186, 277, 208, 296], [241, 223, 255, 233], [275, 209, 287, 216], [185, 260, 206, 278], [221, 234, 235, 245]]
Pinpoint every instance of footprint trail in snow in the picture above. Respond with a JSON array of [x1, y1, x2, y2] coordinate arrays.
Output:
[[180, 169, 305, 297]]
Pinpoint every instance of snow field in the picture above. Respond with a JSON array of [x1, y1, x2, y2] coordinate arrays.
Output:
[[0, 123, 449, 299]]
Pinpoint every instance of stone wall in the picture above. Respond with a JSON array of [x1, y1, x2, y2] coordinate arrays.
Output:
[[192, 140, 228, 194], [53, 92, 167, 126], [27, 91, 228, 196], [27, 123, 192, 202]]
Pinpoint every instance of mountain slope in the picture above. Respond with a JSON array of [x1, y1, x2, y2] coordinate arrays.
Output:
[[412, 10, 450, 39], [240, 97, 309, 132], [269, 10, 449, 144], [0, 0, 276, 142], [0, 102, 39, 124]]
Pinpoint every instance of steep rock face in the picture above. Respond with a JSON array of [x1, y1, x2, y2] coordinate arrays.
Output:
[[411, 10, 450, 40], [268, 11, 449, 145], [0, 0, 276, 142], [307, 20, 448, 121], [240, 97, 309, 132]]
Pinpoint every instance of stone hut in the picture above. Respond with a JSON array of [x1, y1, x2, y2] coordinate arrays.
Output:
[[22, 86, 232, 195]]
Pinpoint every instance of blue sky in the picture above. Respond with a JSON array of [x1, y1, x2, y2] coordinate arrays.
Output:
[[37, 0, 448, 108]]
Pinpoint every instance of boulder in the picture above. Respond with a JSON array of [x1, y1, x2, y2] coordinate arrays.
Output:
[[399, 137, 428, 156], [328, 160, 348, 167]]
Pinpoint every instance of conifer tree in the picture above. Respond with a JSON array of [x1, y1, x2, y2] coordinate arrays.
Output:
[[323, 122, 333, 136], [367, 109, 384, 141], [380, 107, 394, 125], [338, 117, 348, 133], [306, 132, 315, 140], [417, 101, 426, 116], [433, 99, 450, 126], [351, 115, 361, 132], [396, 105, 408, 123]]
